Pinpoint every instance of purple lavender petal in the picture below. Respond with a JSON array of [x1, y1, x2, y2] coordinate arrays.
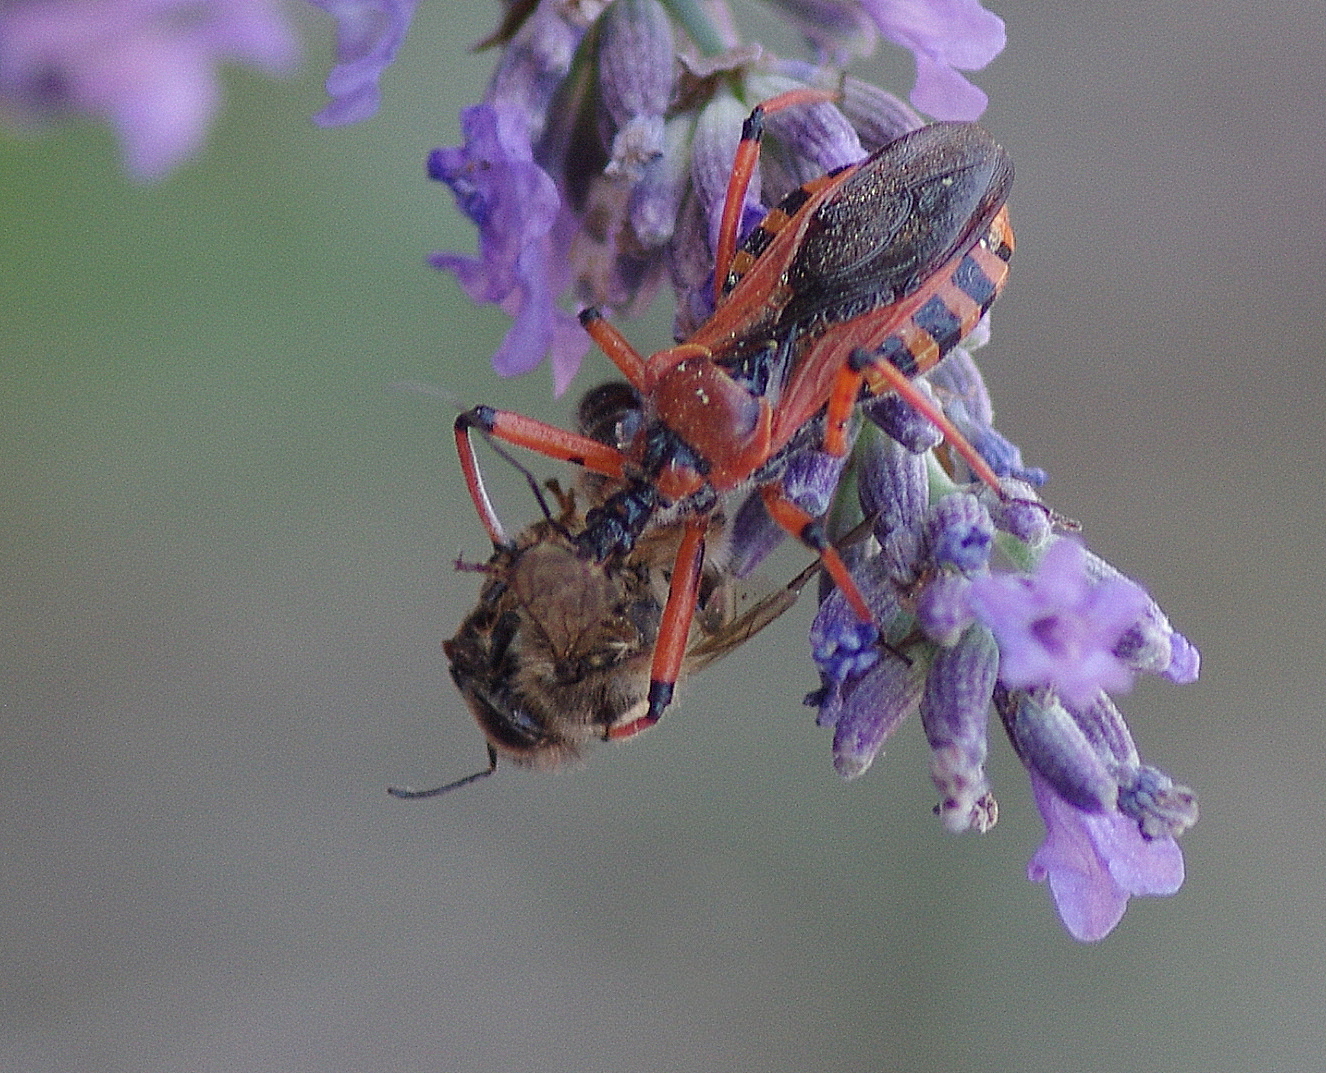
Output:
[[1164, 631, 1201, 684], [308, 0, 418, 127], [968, 539, 1151, 708], [0, 0, 299, 180], [1028, 772, 1185, 942], [428, 102, 588, 388], [858, 0, 1005, 120]]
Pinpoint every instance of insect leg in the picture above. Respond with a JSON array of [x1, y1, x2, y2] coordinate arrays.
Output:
[[606, 514, 708, 739], [455, 407, 629, 545], [713, 86, 840, 305], [758, 482, 875, 625], [578, 307, 650, 389], [842, 348, 1006, 496]]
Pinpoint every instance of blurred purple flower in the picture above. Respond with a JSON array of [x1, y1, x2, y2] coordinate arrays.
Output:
[[427, 101, 589, 393], [858, 0, 1005, 120], [967, 538, 1150, 708], [307, 0, 417, 127], [0, 0, 299, 179], [1028, 771, 1185, 942]]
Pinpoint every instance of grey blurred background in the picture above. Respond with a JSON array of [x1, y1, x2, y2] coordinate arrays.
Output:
[[3, 1, 1324, 1070]]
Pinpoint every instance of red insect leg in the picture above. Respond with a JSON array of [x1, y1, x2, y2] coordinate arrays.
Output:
[[846, 349, 1005, 494], [606, 514, 708, 738], [758, 483, 874, 624], [454, 407, 628, 546], [712, 86, 840, 304]]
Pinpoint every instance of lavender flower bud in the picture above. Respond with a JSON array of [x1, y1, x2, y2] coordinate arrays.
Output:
[[667, 190, 716, 339], [751, 76, 865, 174], [598, 0, 675, 178], [485, 0, 585, 141], [915, 573, 976, 647], [927, 492, 994, 574], [996, 687, 1118, 814], [1059, 691, 1138, 772], [985, 481, 1052, 548], [929, 344, 993, 427], [921, 625, 999, 831], [630, 117, 692, 247], [728, 448, 849, 577], [832, 655, 925, 780], [855, 432, 929, 583], [691, 93, 764, 250], [864, 387, 945, 453]]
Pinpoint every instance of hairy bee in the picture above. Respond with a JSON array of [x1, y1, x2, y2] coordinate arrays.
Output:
[[390, 382, 819, 797]]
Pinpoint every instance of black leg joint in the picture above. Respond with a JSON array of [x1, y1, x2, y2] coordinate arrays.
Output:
[[456, 405, 497, 434], [741, 106, 766, 143], [646, 680, 675, 724], [799, 518, 829, 551], [578, 306, 603, 328], [846, 347, 874, 373]]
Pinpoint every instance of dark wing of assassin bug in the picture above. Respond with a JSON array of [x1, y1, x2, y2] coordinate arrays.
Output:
[[452, 87, 1015, 749], [391, 381, 828, 797]]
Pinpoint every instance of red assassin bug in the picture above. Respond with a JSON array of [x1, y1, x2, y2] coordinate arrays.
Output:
[[452, 88, 1015, 751]]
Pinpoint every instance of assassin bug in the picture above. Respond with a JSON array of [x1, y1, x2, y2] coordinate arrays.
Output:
[[391, 381, 829, 797], [452, 88, 1015, 750]]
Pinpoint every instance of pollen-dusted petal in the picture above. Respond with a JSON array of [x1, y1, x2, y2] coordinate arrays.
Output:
[[997, 688, 1118, 814], [926, 491, 993, 574], [921, 624, 997, 831], [832, 654, 924, 780]]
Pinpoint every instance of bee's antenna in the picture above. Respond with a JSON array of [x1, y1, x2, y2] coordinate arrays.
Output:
[[388, 746, 498, 799]]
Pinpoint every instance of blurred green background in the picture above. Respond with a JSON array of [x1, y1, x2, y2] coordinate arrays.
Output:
[[3, 2, 1325, 1071]]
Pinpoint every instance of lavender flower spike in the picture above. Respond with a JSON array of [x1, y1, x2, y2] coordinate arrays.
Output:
[[428, 102, 590, 393], [308, 0, 419, 127], [1028, 770, 1185, 942], [0, 0, 299, 180], [858, 0, 1005, 120]]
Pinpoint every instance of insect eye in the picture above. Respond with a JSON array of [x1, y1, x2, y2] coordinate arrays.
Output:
[[470, 688, 549, 754]]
